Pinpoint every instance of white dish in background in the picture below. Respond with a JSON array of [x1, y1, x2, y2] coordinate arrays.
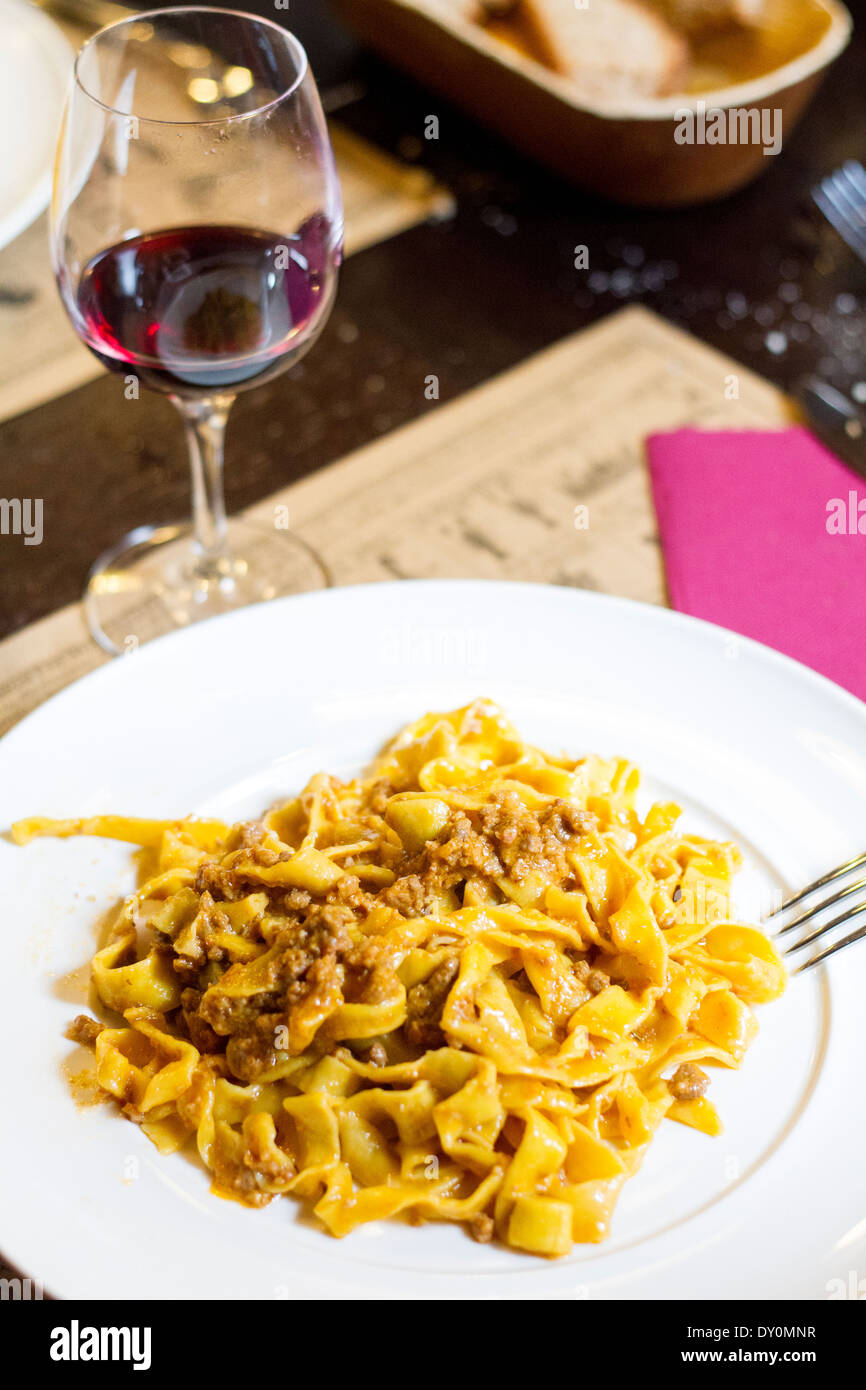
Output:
[[0, 0, 73, 250], [0, 579, 863, 1300]]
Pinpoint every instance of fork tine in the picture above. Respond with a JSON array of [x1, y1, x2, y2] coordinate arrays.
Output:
[[813, 178, 866, 262], [793, 917, 866, 973], [782, 898, 866, 955], [842, 159, 866, 202], [832, 169, 866, 239], [774, 873, 866, 936], [766, 850, 866, 918]]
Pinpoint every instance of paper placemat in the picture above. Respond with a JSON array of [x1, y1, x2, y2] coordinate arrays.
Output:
[[0, 306, 793, 737], [0, 121, 453, 424]]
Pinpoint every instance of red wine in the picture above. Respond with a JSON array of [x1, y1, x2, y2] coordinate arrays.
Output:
[[74, 219, 338, 396]]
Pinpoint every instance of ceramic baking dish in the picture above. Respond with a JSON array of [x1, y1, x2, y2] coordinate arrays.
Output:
[[334, 0, 852, 205]]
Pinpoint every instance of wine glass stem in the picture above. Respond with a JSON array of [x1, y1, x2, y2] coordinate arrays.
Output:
[[174, 394, 235, 578]]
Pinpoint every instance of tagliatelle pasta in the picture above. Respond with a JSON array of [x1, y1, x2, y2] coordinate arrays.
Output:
[[14, 701, 786, 1257]]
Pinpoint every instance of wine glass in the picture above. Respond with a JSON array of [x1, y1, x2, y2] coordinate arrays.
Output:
[[51, 7, 343, 655]]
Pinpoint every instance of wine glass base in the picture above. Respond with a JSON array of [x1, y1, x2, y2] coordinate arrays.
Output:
[[84, 519, 331, 656]]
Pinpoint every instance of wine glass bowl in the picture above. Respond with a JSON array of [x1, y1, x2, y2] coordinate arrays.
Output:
[[51, 7, 343, 653]]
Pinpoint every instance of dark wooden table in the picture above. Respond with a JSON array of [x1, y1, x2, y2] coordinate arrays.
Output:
[[1, 0, 864, 642]]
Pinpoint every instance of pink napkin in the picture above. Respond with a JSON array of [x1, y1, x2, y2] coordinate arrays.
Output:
[[646, 427, 866, 702]]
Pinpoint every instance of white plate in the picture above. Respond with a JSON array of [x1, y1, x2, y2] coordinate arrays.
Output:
[[0, 0, 73, 250], [1, 580, 864, 1301]]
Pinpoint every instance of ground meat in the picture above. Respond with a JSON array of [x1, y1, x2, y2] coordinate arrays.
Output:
[[279, 946, 318, 997], [65, 1014, 104, 1047], [199, 888, 360, 1041], [479, 790, 530, 847], [585, 968, 610, 995], [199, 989, 284, 1036], [667, 1063, 709, 1102], [470, 1213, 494, 1243], [210, 1155, 274, 1208], [405, 955, 460, 1049], [172, 955, 201, 984], [273, 911, 353, 988], [332, 873, 373, 913], [179, 988, 222, 1054], [364, 966, 400, 1004], [385, 793, 583, 909], [283, 888, 311, 912], [195, 861, 240, 902], [128, 771, 618, 1076], [320, 902, 358, 936], [477, 791, 569, 884], [342, 936, 400, 1005], [541, 799, 598, 842], [226, 1023, 281, 1082], [280, 949, 338, 1006], [237, 822, 280, 867], [434, 813, 503, 879], [383, 873, 430, 918]]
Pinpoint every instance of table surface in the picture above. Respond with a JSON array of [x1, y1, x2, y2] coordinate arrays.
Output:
[[0, 0, 864, 643]]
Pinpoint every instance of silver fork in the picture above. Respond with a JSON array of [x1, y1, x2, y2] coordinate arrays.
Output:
[[813, 160, 866, 265], [766, 851, 866, 972]]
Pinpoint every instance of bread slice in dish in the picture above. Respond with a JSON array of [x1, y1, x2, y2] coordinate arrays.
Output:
[[648, 0, 767, 34], [520, 0, 690, 101]]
